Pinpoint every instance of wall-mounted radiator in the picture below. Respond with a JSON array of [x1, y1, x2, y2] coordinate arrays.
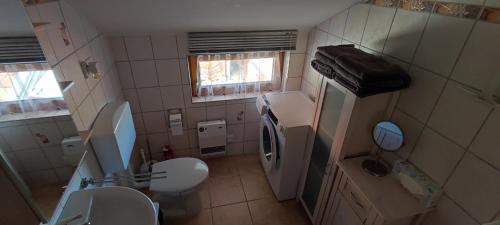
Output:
[[197, 120, 226, 157]]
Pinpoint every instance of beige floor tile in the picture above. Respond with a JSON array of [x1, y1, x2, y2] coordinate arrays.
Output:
[[169, 208, 212, 225], [234, 154, 263, 175], [240, 171, 273, 201], [204, 157, 239, 178], [199, 182, 211, 209], [212, 202, 253, 225], [31, 182, 65, 216], [248, 198, 311, 225], [209, 176, 246, 207]]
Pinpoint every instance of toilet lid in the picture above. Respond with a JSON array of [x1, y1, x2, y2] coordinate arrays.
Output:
[[150, 158, 209, 193]]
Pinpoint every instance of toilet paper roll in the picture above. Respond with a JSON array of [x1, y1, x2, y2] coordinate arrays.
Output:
[[169, 113, 183, 136]]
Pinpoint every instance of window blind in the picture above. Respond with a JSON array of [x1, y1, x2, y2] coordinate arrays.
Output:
[[188, 30, 297, 54], [0, 37, 46, 64]]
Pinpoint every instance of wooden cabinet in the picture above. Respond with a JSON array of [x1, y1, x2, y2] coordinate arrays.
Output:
[[322, 157, 427, 225]]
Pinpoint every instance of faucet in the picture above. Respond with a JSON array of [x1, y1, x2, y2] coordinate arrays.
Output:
[[56, 214, 91, 225]]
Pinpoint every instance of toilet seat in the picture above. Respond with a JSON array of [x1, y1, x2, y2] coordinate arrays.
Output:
[[150, 158, 209, 194]]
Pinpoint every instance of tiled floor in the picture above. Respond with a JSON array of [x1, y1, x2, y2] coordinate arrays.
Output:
[[31, 182, 66, 217], [167, 154, 311, 225]]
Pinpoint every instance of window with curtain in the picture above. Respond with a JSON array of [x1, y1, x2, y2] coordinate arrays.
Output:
[[189, 51, 284, 98], [0, 63, 65, 114]]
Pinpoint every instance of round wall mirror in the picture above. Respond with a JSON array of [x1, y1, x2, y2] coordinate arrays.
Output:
[[372, 121, 404, 151], [362, 121, 405, 177]]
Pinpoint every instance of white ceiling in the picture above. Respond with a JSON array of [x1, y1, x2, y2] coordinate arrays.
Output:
[[0, 0, 34, 37], [67, 0, 358, 34]]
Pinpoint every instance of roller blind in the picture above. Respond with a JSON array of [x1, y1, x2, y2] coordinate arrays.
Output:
[[188, 30, 297, 54], [0, 37, 46, 64]]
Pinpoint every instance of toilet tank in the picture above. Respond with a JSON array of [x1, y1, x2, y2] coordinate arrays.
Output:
[[91, 101, 136, 173]]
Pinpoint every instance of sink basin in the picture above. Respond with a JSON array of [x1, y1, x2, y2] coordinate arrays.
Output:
[[58, 186, 157, 225]]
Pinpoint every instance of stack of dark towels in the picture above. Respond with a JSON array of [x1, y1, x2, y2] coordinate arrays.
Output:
[[311, 45, 411, 97]]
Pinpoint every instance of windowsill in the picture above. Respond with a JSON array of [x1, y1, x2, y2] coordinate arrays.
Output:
[[0, 109, 70, 123], [192, 92, 276, 103]]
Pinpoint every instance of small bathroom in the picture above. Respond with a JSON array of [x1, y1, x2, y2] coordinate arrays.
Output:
[[0, 0, 499, 225]]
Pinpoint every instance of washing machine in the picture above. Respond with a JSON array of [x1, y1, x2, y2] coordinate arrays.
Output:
[[256, 91, 315, 201]]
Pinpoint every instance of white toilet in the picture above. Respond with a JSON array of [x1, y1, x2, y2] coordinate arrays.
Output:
[[149, 157, 209, 217]]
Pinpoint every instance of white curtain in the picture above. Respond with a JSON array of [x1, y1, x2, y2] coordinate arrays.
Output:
[[196, 51, 281, 97]]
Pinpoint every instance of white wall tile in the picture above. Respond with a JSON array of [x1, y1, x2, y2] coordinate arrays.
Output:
[[318, 17, 331, 32], [123, 89, 141, 113], [207, 105, 226, 121], [226, 103, 245, 124], [55, 166, 74, 182], [413, 15, 474, 76], [383, 9, 429, 62], [109, 37, 128, 61], [77, 95, 98, 130], [132, 114, 146, 135], [59, 0, 87, 49], [116, 62, 135, 89], [244, 122, 259, 141], [390, 110, 424, 159], [15, 149, 52, 171], [397, 66, 447, 122], [423, 196, 480, 225], [451, 21, 500, 91], [329, 10, 348, 37], [227, 124, 244, 143], [80, 15, 99, 41], [147, 133, 169, 153], [38, 2, 75, 60], [186, 107, 207, 129], [160, 86, 185, 109], [176, 34, 189, 59], [187, 129, 198, 148], [91, 82, 108, 112], [29, 169, 59, 187], [137, 87, 163, 112], [469, 109, 500, 170], [428, 82, 491, 148], [70, 113, 85, 132], [156, 59, 182, 86], [343, 3, 370, 44], [326, 34, 342, 46], [227, 142, 244, 155], [183, 85, 205, 108], [244, 102, 260, 123], [361, 6, 395, 52], [168, 131, 190, 150], [0, 126, 38, 150], [288, 53, 305, 77], [29, 123, 63, 147], [59, 54, 90, 105], [43, 146, 66, 168], [142, 111, 167, 133], [124, 36, 154, 60], [409, 128, 464, 185], [151, 35, 178, 59], [77, 150, 103, 180], [179, 59, 191, 85], [285, 77, 302, 91], [130, 60, 159, 88], [445, 153, 500, 222]]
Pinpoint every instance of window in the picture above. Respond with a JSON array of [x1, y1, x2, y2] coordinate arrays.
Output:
[[0, 69, 62, 101], [189, 51, 284, 97]]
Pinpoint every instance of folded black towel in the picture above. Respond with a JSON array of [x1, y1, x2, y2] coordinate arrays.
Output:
[[317, 45, 406, 82], [314, 52, 410, 89], [311, 59, 335, 79], [334, 75, 409, 98]]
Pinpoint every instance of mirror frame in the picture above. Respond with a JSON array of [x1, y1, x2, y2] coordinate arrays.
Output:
[[371, 120, 405, 152]]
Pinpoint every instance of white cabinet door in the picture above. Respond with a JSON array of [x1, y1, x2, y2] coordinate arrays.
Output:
[[331, 195, 364, 225]]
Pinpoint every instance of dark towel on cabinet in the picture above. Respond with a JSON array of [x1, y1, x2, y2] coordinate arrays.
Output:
[[310, 59, 335, 79], [317, 45, 406, 82]]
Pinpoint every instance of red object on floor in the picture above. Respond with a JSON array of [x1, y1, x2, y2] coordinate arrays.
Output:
[[162, 145, 174, 160]]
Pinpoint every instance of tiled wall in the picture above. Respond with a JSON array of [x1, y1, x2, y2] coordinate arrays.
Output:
[[22, 1, 121, 224], [109, 32, 308, 160], [303, 0, 500, 224], [0, 115, 78, 188], [24, 0, 124, 132]]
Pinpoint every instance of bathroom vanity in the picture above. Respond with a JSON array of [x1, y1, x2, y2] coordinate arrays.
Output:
[[322, 157, 428, 225]]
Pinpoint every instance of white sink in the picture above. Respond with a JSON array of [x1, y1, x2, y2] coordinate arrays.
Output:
[[58, 186, 157, 225]]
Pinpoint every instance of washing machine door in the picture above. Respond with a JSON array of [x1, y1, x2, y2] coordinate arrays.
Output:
[[259, 114, 278, 172]]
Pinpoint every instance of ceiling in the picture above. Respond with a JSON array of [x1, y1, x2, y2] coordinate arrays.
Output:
[[0, 0, 34, 37], [67, 0, 358, 34]]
